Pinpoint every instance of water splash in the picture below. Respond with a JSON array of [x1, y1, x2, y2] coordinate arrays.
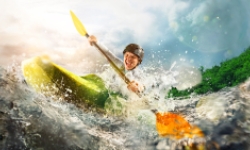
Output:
[[0, 64, 250, 149]]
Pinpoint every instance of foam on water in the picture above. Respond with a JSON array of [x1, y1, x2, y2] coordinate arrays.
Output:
[[0, 64, 250, 149]]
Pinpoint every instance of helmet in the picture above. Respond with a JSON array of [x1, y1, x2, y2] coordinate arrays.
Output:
[[123, 43, 144, 64]]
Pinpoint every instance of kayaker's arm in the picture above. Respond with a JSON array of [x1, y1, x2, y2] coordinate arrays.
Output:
[[88, 35, 124, 69], [127, 80, 144, 96], [126, 69, 146, 96]]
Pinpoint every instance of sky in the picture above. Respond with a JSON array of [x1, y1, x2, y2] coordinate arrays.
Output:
[[1, 0, 250, 74]]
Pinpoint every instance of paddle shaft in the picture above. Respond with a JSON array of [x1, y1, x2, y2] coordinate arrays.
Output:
[[85, 34, 131, 84], [69, 13, 204, 135]]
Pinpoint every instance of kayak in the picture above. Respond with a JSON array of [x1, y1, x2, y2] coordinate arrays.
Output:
[[21, 55, 109, 108], [21, 55, 205, 142]]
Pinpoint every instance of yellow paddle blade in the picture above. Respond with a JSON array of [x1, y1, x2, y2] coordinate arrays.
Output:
[[155, 112, 204, 139], [70, 10, 88, 36]]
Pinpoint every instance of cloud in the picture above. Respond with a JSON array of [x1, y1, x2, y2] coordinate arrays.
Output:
[[1, 0, 171, 68], [0, 1, 79, 66], [167, 0, 250, 54], [1, 0, 250, 71]]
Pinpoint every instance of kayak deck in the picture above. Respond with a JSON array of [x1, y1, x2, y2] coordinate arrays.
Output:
[[22, 55, 109, 108]]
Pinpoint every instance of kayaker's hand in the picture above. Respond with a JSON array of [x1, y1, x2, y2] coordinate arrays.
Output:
[[88, 35, 97, 46], [127, 81, 144, 95]]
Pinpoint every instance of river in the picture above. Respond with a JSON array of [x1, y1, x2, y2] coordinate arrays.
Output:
[[0, 65, 250, 150]]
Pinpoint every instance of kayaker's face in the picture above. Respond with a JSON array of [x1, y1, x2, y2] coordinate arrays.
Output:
[[123, 52, 139, 70]]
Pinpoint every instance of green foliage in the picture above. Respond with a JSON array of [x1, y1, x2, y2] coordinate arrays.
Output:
[[167, 87, 193, 99], [168, 47, 250, 98]]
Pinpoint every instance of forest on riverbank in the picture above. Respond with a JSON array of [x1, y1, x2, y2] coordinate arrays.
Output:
[[167, 47, 250, 98]]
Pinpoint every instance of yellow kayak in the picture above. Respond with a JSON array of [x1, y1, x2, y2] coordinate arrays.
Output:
[[21, 55, 109, 108]]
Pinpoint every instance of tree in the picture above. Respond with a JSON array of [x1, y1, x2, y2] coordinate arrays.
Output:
[[167, 47, 250, 98]]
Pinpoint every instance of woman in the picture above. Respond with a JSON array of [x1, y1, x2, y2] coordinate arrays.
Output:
[[88, 35, 144, 95]]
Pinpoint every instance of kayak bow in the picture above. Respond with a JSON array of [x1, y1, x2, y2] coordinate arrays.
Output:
[[22, 55, 109, 108]]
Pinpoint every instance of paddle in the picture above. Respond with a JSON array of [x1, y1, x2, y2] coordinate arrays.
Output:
[[152, 109, 204, 139], [70, 10, 130, 84], [152, 109, 205, 149], [70, 10, 204, 141]]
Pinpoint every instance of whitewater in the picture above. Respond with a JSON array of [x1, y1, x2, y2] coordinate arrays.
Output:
[[0, 63, 250, 150]]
